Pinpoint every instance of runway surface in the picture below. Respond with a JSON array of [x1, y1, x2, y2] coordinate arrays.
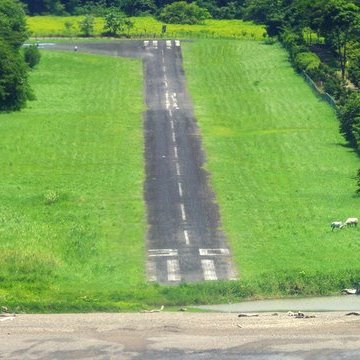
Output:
[[50, 40, 236, 284]]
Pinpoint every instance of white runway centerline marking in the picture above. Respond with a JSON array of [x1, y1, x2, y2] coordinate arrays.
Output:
[[172, 131, 176, 143], [169, 109, 173, 117], [174, 146, 178, 159], [183, 230, 190, 245], [176, 163, 181, 176], [167, 259, 181, 281], [163, 65, 166, 73], [201, 259, 218, 280], [170, 120, 174, 130], [180, 203, 186, 221], [178, 182, 183, 198], [149, 249, 178, 257]]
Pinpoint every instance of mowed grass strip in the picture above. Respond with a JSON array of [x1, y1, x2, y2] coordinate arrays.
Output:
[[182, 40, 360, 283], [0, 51, 145, 306], [27, 16, 265, 40]]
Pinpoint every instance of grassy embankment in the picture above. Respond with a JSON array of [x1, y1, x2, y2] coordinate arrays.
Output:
[[27, 16, 265, 40], [183, 40, 360, 293], [0, 51, 146, 311]]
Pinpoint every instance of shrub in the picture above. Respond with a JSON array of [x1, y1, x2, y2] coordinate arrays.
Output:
[[340, 92, 360, 147], [0, 40, 30, 112], [23, 45, 41, 69], [294, 51, 321, 72], [79, 14, 95, 37], [158, 1, 211, 25], [348, 53, 360, 88]]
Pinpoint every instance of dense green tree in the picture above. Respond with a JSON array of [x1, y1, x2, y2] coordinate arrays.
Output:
[[0, 41, 31, 112], [0, 0, 28, 49], [340, 92, 360, 145], [159, 1, 211, 24], [317, 0, 360, 79], [0, 0, 32, 112]]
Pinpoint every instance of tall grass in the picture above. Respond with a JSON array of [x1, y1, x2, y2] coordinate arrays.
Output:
[[27, 16, 265, 40]]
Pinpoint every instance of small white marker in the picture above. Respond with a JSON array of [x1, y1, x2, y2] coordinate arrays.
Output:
[[178, 182, 183, 198], [174, 146, 178, 159], [176, 163, 181, 176], [180, 203, 186, 221], [184, 230, 189, 245]]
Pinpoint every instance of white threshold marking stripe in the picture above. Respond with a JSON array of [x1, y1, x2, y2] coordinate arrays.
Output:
[[149, 249, 178, 257], [184, 230, 190, 245], [174, 146, 178, 159], [180, 203, 186, 221], [201, 259, 218, 281], [167, 259, 181, 281], [178, 182, 183, 197], [175, 40, 180, 47], [199, 249, 230, 256], [144, 40, 149, 47], [176, 163, 181, 176]]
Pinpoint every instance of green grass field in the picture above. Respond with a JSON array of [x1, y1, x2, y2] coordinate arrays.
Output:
[[0, 51, 146, 310], [27, 16, 265, 40], [2, 39, 360, 312], [182, 40, 360, 291]]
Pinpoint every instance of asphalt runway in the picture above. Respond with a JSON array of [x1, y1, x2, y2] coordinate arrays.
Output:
[[49, 40, 236, 284]]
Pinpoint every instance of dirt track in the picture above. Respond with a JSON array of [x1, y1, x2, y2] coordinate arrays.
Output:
[[50, 40, 235, 284], [1, 311, 360, 359]]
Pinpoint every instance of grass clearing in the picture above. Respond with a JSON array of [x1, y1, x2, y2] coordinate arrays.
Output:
[[27, 16, 265, 40], [0, 51, 146, 310], [182, 40, 360, 289]]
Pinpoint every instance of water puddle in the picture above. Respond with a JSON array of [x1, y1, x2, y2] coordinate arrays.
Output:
[[197, 295, 360, 312]]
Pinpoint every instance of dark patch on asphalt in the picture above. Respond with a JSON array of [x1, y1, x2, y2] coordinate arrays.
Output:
[[48, 40, 236, 284]]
